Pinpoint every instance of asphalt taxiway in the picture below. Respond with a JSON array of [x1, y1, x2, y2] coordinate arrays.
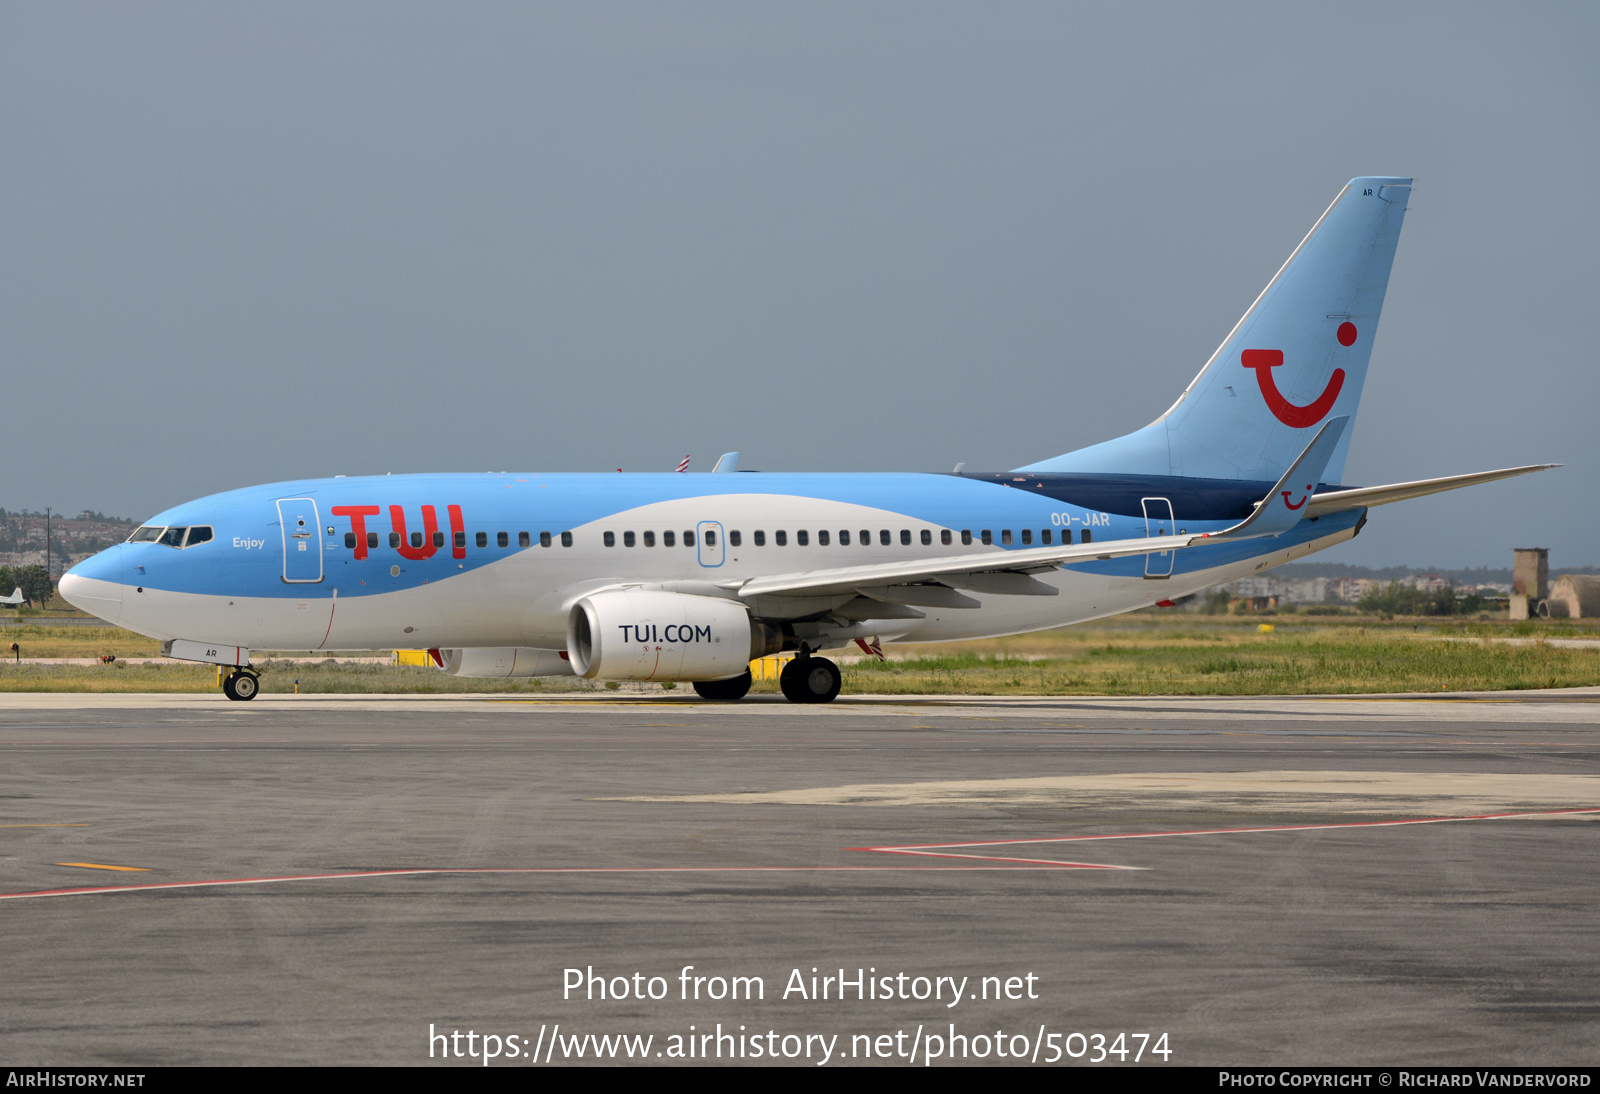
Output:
[[1, 690, 1597, 1066]]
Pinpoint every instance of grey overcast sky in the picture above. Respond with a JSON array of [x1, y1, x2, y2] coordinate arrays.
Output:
[[3, 2, 1595, 568]]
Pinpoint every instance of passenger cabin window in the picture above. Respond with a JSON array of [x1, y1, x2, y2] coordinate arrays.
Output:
[[603, 531, 615, 547], [754, 531, 767, 546], [774, 530, 787, 546], [644, 530, 656, 547], [796, 530, 808, 546], [682, 530, 694, 547], [940, 529, 952, 545], [1001, 529, 1013, 546], [879, 529, 891, 546], [1020, 529, 1032, 546], [920, 529, 931, 545], [497, 531, 509, 548], [839, 529, 850, 546], [345, 532, 357, 549], [561, 531, 573, 547], [366, 531, 378, 549], [519, 532, 531, 547], [818, 530, 830, 546], [454, 531, 467, 549], [860, 529, 870, 546], [411, 531, 424, 549], [433, 531, 445, 548], [391, 532, 402, 548], [1081, 528, 1091, 544], [535, 532, 547, 547], [623, 531, 636, 547], [475, 531, 487, 548], [900, 529, 911, 546], [728, 530, 740, 547], [981, 530, 993, 545], [1041, 529, 1052, 545], [961, 530, 972, 545], [663, 530, 676, 547], [704, 529, 717, 547]]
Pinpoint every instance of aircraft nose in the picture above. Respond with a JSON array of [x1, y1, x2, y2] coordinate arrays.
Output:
[[59, 547, 125, 621]]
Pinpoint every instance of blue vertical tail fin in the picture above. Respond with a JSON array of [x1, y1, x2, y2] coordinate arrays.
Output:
[[1018, 177, 1411, 483]]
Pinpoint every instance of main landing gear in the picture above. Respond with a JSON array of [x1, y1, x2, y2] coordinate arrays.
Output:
[[779, 655, 841, 704], [693, 670, 753, 702], [222, 669, 260, 701]]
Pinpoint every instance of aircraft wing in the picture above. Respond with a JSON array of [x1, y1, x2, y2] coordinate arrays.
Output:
[[1305, 464, 1557, 517], [731, 532, 1198, 599], [735, 419, 1351, 602]]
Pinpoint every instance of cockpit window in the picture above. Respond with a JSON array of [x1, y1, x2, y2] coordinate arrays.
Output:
[[129, 524, 212, 548]]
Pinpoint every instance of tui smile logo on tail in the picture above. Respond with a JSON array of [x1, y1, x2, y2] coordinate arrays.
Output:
[[1241, 346, 1347, 428]]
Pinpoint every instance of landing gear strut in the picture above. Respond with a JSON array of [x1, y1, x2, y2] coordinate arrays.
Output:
[[222, 670, 259, 701], [693, 671, 753, 701], [780, 655, 841, 704]]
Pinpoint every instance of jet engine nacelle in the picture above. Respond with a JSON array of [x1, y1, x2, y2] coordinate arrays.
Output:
[[438, 647, 576, 678], [567, 589, 782, 681]]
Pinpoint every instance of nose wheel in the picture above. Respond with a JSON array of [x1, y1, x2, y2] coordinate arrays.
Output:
[[222, 670, 260, 701], [779, 656, 841, 703]]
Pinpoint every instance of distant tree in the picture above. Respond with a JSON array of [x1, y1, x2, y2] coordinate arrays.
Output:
[[1358, 581, 1465, 617], [1201, 589, 1232, 615], [13, 564, 52, 607]]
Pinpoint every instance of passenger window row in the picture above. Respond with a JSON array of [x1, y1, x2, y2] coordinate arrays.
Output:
[[595, 527, 1086, 547], [343, 530, 573, 550]]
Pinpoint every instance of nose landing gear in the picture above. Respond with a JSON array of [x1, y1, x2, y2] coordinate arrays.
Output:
[[779, 654, 841, 704], [222, 670, 260, 701]]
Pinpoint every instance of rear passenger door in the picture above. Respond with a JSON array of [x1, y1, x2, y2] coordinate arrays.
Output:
[[1141, 497, 1174, 579]]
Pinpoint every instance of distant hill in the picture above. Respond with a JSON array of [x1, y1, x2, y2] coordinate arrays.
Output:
[[0, 509, 137, 577], [1271, 562, 1600, 585]]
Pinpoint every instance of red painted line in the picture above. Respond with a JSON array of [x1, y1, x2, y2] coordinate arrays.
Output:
[[0, 863, 1104, 902], [318, 597, 337, 650], [851, 807, 1600, 854], [870, 850, 1136, 870]]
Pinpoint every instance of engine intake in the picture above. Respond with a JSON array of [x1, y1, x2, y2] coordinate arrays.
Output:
[[567, 589, 781, 681]]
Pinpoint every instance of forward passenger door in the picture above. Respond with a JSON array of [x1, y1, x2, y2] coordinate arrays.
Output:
[[276, 498, 324, 583]]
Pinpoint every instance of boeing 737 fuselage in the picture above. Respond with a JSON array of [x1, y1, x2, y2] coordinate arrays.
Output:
[[59, 178, 1552, 701]]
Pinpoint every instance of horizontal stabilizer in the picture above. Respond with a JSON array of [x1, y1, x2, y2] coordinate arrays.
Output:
[[1200, 417, 1346, 543], [1305, 464, 1558, 517]]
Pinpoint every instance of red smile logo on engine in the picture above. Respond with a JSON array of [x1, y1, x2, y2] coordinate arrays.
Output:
[[1241, 348, 1346, 428]]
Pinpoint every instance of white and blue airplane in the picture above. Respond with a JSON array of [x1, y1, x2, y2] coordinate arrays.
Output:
[[60, 177, 1551, 701]]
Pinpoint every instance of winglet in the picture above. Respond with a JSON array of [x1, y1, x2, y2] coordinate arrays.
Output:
[[711, 452, 740, 473], [1203, 416, 1348, 542]]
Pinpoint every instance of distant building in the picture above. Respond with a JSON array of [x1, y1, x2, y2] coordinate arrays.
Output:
[[1510, 548, 1550, 620], [1542, 575, 1600, 619]]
